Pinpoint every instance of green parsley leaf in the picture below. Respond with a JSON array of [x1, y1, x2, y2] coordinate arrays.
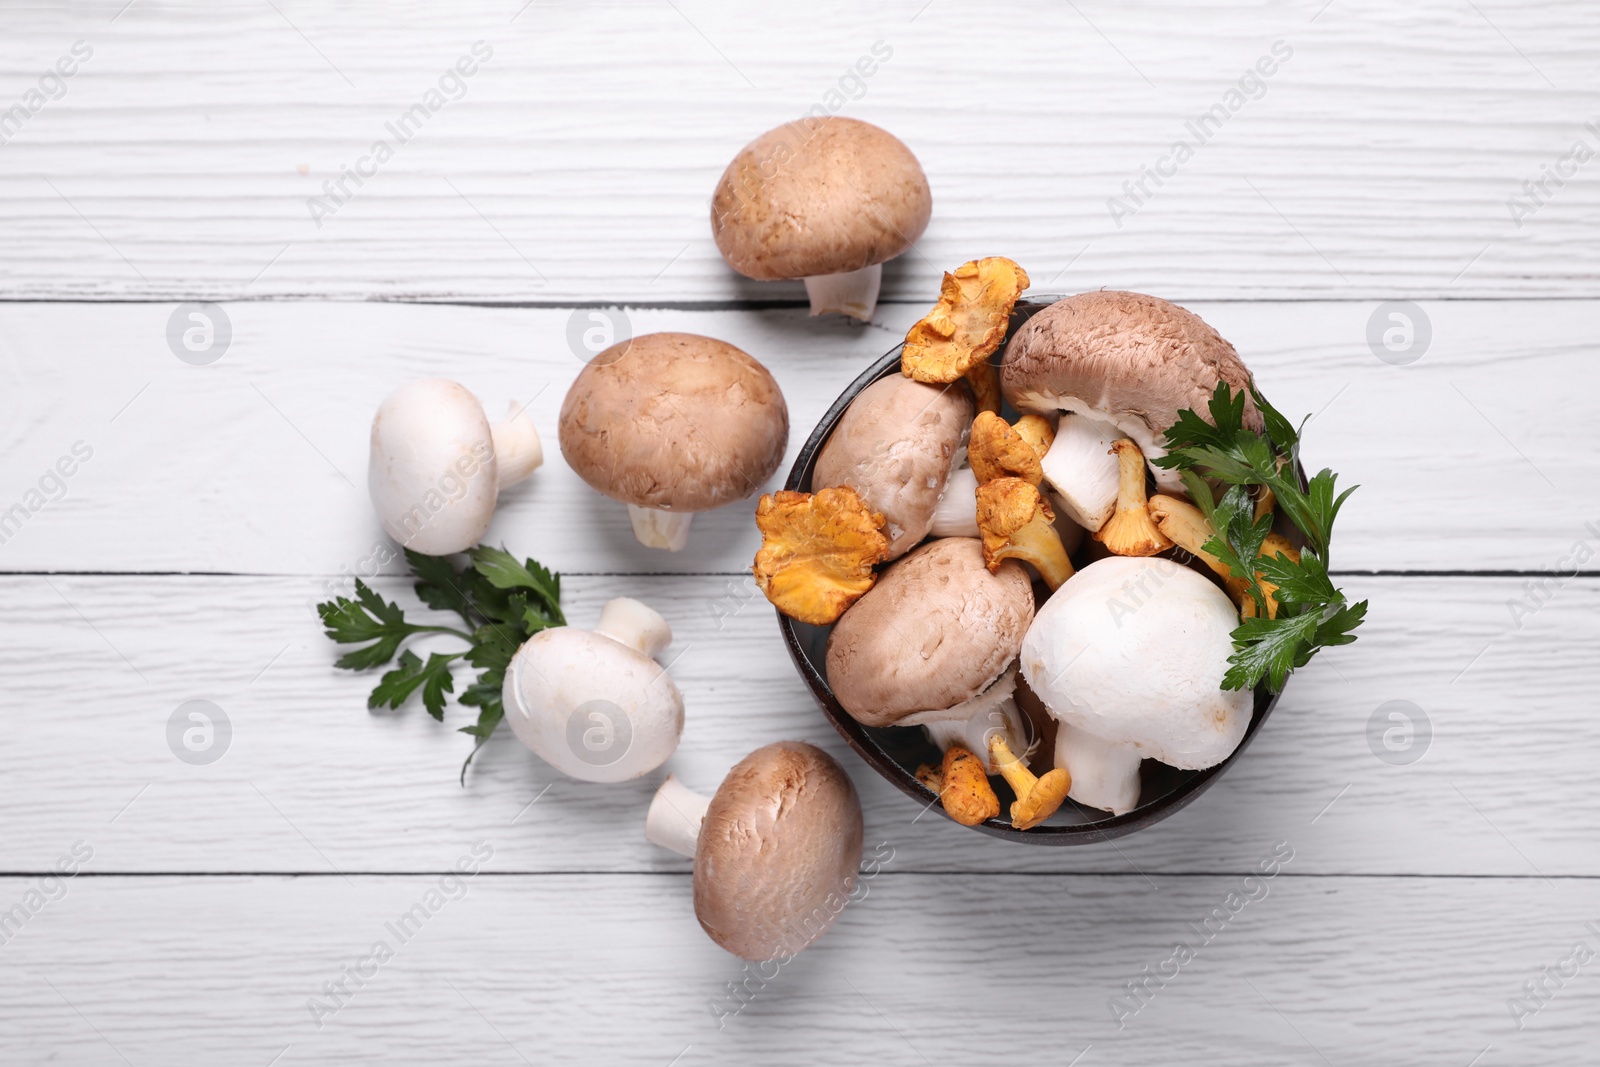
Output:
[[469, 546, 566, 624], [1157, 380, 1365, 693], [318, 580, 448, 670], [1254, 549, 1340, 606], [316, 547, 566, 783], [370, 649, 461, 720], [405, 549, 479, 627], [1222, 612, 1322, 694]]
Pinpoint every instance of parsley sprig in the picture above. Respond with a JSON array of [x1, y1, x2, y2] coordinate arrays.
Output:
[[1153, 382, 1366, 693], [317, 546, 566, 782]]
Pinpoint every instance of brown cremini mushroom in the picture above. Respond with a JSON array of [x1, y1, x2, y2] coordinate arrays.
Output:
[[827, 538, 1033, 728], [1001, 291, 1260, 505], [752, 487, 888, 625], [975, 478, 1076, 590], [1094, 439, 1174, 557], [559, 333, 788, 551], [645, 741, 864, 961], [711, 117, 931, 321], [827, 538, 1044, 827], [813, 374, 973, 559]]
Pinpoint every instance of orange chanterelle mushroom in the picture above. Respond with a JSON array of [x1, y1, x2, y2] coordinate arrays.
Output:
[[975, 477, 1075, 590], [752, 487, 889, 625], [901, 256, 1031, 411]]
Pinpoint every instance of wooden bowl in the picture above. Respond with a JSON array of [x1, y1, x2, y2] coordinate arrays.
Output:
[[776, 297, 1289, 843]]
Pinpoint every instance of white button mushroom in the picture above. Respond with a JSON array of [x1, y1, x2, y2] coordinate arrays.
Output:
[[645, 741, 864, 961], [368, 379, 544, 556], [501, 597, 683, 783], [1001, 291, 1261, 530], [559, 333, 788, 552], [710, 117, 932, 321], [1020, 555, 1253, 815]]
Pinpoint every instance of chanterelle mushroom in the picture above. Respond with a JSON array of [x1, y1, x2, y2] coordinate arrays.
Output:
[[645, 741, 864, 961], [710, 117, 931, 321], [975, 478, 1076, 590], [1148, 494, 1301, 618], [902, 257, 1031, 407], [559, 333, 788, 551], [813, 374, 974, 559], [752, 487, 889, 625], [931, 411, 1056, 539], [1001, 291, 1260, 517], [502, 597, 683, 783], [1020, 556, 1253, 815], [828, 538, 1060, 828], [368, 379, 543, 555], [1094, 439, 1174, 557]]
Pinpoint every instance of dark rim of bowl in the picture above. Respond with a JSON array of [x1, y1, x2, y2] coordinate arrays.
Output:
[[774, 296, 1292, 844]]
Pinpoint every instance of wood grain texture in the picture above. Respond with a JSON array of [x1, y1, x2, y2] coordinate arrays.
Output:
[[2, 3, 1593, 1061], [0, 873, 1591, 1065], [1, 572, 1589, 876], [0, 1, 1596, 301], [1, 299, 1591, 574]]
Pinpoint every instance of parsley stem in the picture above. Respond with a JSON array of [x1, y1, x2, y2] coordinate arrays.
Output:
[[412, 625, 476, 642]]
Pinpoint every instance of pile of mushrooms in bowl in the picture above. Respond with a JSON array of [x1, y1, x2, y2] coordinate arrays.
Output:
[[752, 260, 1335, 842]]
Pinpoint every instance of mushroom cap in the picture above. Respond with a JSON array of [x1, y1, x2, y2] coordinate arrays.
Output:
[[502, 626, 684, 783], [1000, 291, 1261, 490], [710, 117, 931, 281], [813, 374, 973, 559], [826, 538, 1034, 728], [1020, 556, 1252, 771], [368, 378, 499, 555], [694, 741, 864, 961], [559, 333, 788, 513]]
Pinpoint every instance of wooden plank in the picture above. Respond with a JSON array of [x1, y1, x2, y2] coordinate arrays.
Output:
[[0, 299, 1591, 574], [1, 572, 1591, 876], [0, 872, 1589, 1063], [0, 2, 1596, 301]]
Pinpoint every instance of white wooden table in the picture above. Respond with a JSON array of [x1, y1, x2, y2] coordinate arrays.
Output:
[[2, 2, 1595, 1063]]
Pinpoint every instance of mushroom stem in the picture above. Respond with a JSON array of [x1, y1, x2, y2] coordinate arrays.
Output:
[[929, 465, 980, 537], [1093, 439, 1174, 557], [988, 733, 1071, 830], [1055, 721, 1142, 816], [1148, 494, 1230, 577], [645, 774, 710, 858], [1039, 412, 1122, 532], [803, 263, 882, 321], [490, 402, 544, 490], [594, 597, 673, 658], [963, 361, 1001, 415], [905, 667, 1028, 774], [628, 505, 694, 552]]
